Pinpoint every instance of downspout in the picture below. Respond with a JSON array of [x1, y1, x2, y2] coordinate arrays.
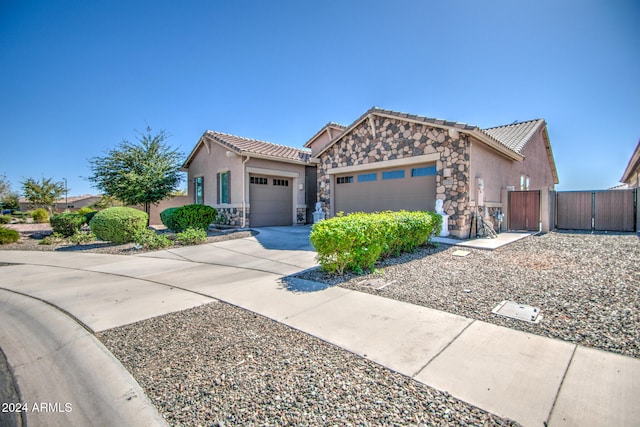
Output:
[[242, 154, 250, 228]]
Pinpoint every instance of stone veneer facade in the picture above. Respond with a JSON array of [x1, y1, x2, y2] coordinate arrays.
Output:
[[217, 207, 249, 227], [318, 116, 472, 237]]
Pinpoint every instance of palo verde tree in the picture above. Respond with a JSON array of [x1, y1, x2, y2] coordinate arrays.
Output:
[[87, 127, 183, 224], [0, 174, 19, 210], [21, 177, 65, 213]]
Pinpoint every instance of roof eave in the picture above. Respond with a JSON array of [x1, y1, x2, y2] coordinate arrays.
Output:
[[240, 151, 315, 166], [620, 141, 640, 183]]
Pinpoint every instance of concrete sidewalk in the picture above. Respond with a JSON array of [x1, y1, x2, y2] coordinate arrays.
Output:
[[1, 230, 639, 427]]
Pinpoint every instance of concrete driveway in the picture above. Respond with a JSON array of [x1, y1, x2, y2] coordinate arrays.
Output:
[[0, 226, 316, 427]]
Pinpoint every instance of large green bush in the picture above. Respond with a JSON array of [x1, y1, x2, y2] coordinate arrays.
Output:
[[89, 207, 148, 243], [50, 213, 86, 237], [77, 206, 98, 224], [0, 226, 19, 244], [31, 208, 49, 223], [310, 211, 442, 274], [159, 207, 180, 231], [0, 214, 11, 224], [171, 204, 218, 232]]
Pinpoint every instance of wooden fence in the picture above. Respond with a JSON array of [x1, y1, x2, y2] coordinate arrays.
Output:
[[555, 189, 637, 232]]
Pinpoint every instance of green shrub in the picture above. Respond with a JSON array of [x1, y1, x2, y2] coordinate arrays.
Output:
[[89, 207, 148, 244], [133, 229, 173, 249], [31, 208, 49, 223], [171, 204, 218, 232], [39, 232, 66, 245], [310, 210, 441, 274], [0, 214, 11, 224], [0, 226, 19, 244], [12, 211, 28, 219], [175, 227, 208, 245], [68, 231, 96, 245], [77, 206, 98, 224], [50, 213, 86, 237], [159, 207, 180, 231]]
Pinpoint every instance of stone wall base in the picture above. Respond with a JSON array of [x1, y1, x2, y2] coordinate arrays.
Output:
[[217, 207, 249, 227]]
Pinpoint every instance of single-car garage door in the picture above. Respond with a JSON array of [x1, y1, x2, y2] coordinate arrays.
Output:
[[334, 164, 436, 214], [249, 175, 293, 227]]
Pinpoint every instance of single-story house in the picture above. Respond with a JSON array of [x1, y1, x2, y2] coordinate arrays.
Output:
[[19, 194, 102, 213], [182, 131, 317, 227], [184, 107, 559, 236], [620, 139, 640, 188]]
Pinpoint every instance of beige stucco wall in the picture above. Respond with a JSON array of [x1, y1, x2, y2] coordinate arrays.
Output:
[[470, 128, 555, 204], [186, 139, 309, 226]]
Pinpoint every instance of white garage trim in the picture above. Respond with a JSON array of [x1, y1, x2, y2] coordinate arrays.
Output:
[[246, 167, 300, 178], [326, 153, 439, 175]]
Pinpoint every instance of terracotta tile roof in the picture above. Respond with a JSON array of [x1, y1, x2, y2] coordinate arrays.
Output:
[[205, 131, 312, 163], [368, 107, 477, 131], [481, 119, 545, 155], [620, 139, 640, 184]]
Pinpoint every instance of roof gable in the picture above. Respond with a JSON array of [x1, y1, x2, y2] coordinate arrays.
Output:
[[482, 119, 545, 155], [183, 130, 312, 167]]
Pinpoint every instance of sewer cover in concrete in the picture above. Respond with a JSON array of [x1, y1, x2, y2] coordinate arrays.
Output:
[[492, 300, 543, 323]]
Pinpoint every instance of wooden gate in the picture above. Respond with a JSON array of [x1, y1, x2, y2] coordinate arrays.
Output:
[[508, 190, 540, 231], [555, 189, 637, 232]]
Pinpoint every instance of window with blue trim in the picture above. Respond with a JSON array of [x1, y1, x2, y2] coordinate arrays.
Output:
[[382, 170, 405, 180], [358, 173, 377, 182], [411, 166, 436, 177]]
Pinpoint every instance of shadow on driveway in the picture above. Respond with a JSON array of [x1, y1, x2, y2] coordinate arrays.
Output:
[[251, 226, 315, 252]]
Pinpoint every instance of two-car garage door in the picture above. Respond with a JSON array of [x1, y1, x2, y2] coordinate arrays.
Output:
[[249, 174, 292, 227], [334, 164, 436, 214]]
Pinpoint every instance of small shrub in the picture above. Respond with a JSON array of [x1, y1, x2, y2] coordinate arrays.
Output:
[[0, 214, 11, 224], [160, 207, 180, 231], [77, 206, 98, 224], [89, 207, 148, 244], [50, 213, 86, 237], [310, 210, 441, 274], [31, 208, 49, 223], [172, 204, 218, 232], [134, 229, 173, 249], [39, 232, 66, 245], [175, 227, 208, 245], [68, 231, 96, 245], [0, 226, 19, 244], [12, 211, 28, 220]]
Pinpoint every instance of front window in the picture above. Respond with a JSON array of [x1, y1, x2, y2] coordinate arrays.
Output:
[[219, 171, 230, 204], [194, 177, 204, 204]]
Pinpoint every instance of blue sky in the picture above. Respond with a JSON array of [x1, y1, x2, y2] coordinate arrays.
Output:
[[1, 0, 638, 196]]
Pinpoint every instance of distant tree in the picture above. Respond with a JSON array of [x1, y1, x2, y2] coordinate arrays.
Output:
[[87, 127, 183, 224], [90, 195, 122, 209], [21, 177, 65, 213], [0, 174, 19, 210]]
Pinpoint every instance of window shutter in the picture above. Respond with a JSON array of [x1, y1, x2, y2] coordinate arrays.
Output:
[[216, 173, 220, 204]]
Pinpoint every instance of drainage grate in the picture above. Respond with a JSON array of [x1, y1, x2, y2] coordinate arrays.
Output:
[[492, 300, 543, 323]]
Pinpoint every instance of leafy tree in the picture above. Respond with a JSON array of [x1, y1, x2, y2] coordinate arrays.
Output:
[[0, 174, 19, 210], [88, 127, 183, 224], [21, 177, 65, 213]]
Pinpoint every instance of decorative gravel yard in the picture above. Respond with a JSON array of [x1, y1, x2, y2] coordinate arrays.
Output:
[[299, 231, 640, 358]]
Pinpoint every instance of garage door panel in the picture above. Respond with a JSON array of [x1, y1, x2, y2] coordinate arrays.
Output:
[[249, 175, 292, 227], [335, 164, 436, 214]]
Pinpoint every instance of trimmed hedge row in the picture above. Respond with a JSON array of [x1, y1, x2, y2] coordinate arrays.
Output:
[[160, 204, 218, 232], [310, 211, 442, 274]]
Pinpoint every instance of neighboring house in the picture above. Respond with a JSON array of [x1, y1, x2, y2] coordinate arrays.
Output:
[[620, 140, 640, 189], [182, 131, 316, 227], [184, 107, 558, 236], [19, 194, 102, 213]]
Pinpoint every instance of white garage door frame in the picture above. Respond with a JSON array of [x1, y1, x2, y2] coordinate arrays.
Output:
[[246, 166, 300, 226], [326, 153, 439, 217]]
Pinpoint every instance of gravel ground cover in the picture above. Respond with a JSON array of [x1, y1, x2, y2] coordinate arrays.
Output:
[[99, 302, 518, 427], [0, 223, 255, 255], [298, 232, 640, 358]]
